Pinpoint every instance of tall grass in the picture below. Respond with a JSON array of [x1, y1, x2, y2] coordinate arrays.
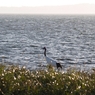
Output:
[[0, 64, 95, 95]]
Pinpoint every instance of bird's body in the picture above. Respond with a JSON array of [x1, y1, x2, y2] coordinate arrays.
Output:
[[42, 47, 62, 69], [45, 56, 57, 67]]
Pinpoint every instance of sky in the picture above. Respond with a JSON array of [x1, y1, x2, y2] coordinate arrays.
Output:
[[0, 0, 95, 14], [0, 0, 95, 7]]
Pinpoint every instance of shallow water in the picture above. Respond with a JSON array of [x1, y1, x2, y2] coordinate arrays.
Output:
[[0, 15, 95, 70]]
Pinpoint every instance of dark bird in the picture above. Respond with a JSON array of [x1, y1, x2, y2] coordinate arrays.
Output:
[[42, 47, 62, 69]]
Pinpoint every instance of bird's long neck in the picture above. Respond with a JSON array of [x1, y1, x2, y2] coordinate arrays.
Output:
[[44, 49, 46, 56]]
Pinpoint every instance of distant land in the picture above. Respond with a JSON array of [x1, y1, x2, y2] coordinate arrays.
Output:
[[0, 4, 95, 14]]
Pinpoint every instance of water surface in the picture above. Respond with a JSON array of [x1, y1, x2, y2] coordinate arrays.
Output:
[[0, 15, 95, 70]]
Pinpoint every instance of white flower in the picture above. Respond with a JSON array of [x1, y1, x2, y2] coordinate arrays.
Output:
[[14, 76, 16, 80], [77, 86, 81, 90]]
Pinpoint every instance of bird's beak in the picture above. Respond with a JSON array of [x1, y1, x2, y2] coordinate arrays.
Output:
[[42, 47, 46, 49], [42, 47, 44, 49]]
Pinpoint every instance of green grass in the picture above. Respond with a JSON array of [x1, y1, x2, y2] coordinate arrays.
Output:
[[0, 63, 95, 95]]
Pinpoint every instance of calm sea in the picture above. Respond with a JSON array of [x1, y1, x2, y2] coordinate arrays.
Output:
[[0, 14, 95, 70]]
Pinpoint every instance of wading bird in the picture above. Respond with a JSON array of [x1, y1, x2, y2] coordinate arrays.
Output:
[[42, 47, 62, 69]]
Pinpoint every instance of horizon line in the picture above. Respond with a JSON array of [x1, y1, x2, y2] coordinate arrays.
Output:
[[0, 3, 95, 7]]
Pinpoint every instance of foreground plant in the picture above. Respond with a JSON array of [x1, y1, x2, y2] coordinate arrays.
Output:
[[0, 64, 95, 95]]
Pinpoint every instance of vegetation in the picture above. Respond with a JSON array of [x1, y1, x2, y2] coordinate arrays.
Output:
[[0, 63, 95, 95]]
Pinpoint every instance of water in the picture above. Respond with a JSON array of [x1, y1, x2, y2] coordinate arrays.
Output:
[[0, 14, 95, 70]]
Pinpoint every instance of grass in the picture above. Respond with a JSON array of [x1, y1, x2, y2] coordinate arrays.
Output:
[[0, 63, 95, 95]]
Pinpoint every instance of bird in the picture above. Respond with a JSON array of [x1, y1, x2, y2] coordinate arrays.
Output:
[[42, 47, 62, 69]]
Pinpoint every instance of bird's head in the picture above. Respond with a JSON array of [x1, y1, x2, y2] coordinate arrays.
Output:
[[42, 47, 46, 50], [42, 47, 46, 56]]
